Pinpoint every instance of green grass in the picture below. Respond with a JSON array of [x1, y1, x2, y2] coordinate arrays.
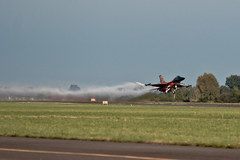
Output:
[[0, 102, 240, 148]]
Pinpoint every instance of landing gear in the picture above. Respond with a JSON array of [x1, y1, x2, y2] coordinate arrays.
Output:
[[172, 85, 177, 99], [165, 85, 171, 93]]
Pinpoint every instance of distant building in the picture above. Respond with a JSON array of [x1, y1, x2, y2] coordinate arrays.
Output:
[[91, 98, 96, 102], [69, 84, 81, 91], [102, 101, 108, 105]]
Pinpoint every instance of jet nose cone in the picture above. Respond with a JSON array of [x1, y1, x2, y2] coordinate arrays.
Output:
[[180, 76, 185, 81]]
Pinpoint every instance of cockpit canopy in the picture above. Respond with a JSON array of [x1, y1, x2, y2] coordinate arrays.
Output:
[[172, 76, 185, 83]]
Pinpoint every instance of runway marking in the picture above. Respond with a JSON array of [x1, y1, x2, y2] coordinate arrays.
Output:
[[0, 148, 175, 160]]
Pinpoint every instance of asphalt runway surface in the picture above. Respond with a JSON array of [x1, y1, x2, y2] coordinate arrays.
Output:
[[0, 136, 240, 160]]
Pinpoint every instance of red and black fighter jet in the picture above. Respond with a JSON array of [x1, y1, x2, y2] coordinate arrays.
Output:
[[145, 75, 191, 98]]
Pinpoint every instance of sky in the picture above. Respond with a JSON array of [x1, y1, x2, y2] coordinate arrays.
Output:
[[1, 0, 240, 88]]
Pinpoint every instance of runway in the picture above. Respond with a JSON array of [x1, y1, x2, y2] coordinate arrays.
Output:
[[0, 136, 239, 160]]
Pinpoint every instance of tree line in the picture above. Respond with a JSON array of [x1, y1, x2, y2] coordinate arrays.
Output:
[[195, 73, 240, 103]]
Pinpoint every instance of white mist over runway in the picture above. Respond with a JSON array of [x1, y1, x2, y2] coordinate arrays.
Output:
[[0, 82, 149, 99]]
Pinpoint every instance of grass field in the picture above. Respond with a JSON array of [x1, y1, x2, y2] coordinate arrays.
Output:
[[0, 102, 240, 148]]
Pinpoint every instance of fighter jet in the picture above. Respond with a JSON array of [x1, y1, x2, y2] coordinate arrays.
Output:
[[145, 75, 191, 98]]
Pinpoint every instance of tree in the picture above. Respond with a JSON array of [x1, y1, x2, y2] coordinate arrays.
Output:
[[220, 85, 231, 95], [175, 86, 195, 102], [218, 85, 231, 103], [195, 73, 220, 102], [69, 84, 81, 91], [231, 86, 240, 102], [226, 75, 240, 90]]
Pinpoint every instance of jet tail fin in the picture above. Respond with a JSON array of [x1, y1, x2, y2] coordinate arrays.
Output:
[[159, 75, 166, 84]]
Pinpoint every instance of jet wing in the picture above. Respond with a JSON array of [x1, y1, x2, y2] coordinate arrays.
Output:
[[145, 83, 168, 88], [176, 84, 192, 88]]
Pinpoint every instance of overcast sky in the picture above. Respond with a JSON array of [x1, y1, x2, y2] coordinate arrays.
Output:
[[1, 0, 240, 87]]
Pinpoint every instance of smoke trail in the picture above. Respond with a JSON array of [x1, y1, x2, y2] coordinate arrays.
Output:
[[0, 82, 148, 99], [79, 82, 147, 97]]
